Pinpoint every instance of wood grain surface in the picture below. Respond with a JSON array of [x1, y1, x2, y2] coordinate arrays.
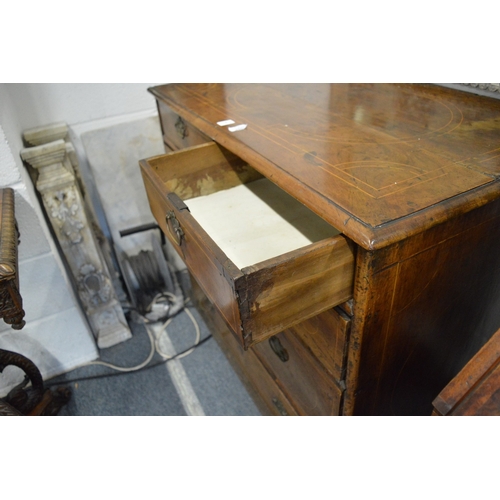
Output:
[[150, 84, 500, 250], [145, 84, 500, 415], [141, 143, 355, 349]]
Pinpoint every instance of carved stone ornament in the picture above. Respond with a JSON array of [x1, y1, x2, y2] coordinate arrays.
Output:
[[78, 263, 112, 308], [44, 188, 84, 244], [20, 139, 131, 348], [462, 83, 500, 93], [442, 83, 500, 100]]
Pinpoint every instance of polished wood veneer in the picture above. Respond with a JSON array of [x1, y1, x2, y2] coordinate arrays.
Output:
[[141, 142, 354, 348], [149, 83, 500, 250], [144, 84, 500, 415]]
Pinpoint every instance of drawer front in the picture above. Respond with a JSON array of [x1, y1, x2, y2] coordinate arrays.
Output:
[[290, 307, 350, 382], [157, 100, 210, 150], [253, 329, 344, 416], [140, 142, 355, 349], [221, 329, 299, 416], [191, 276, 298, 416]]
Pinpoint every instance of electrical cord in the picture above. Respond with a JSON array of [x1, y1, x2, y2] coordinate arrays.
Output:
[[83, 292, 199, 373], [45, 292, 210, 387], [155, 307, 201, 360], [45, 333, 213, 388], [84, 320, 156, 372]]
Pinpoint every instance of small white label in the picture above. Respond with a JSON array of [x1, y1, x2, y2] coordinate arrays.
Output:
[[217, 119, 235, 126], [228, 124, 248, 132]]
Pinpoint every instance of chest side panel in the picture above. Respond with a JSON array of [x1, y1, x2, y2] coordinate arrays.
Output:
[[345, 198, 500, 415]]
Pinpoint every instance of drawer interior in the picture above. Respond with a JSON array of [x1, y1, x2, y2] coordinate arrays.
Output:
[[141, 142, 355, 347], [186, 177, 340, 269], [151, 141, 262, 198], [149, 142, 341, 268]]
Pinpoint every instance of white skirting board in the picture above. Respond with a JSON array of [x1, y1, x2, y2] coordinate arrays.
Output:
[[186, 178, 340, 269]]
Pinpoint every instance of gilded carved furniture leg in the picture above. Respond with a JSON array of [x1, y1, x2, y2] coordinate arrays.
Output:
[[0, 189, 25, 330], [0, 348, 71, 416], [0, 187, 71, 416], [0, 348, 44, 414]]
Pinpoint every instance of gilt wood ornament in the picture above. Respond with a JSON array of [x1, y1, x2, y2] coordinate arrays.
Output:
[[0, 188, 25, 330]]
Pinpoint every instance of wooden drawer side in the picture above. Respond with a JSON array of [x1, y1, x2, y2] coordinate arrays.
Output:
[[144, 142, 262, 196], [238, 237, 355, 347], [141, 161, 244, 335]]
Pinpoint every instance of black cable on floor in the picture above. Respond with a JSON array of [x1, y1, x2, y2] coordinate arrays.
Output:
[[45, 334, 213, 388]]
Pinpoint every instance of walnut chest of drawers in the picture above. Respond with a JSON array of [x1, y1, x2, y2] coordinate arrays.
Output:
[[140, 84, 500, 416]]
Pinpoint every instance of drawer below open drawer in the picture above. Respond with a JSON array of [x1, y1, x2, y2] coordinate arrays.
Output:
[[253, 329, 343, 416], [140, 142, 355, 349]]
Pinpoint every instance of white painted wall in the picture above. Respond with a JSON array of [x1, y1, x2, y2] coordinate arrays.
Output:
[[0, 85, 97, 394], [3, 83, 159, 129], [0, 83, 161, 394]]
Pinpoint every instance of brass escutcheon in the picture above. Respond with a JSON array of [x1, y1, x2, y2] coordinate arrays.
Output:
[[175, 116, 187, 139], [166, 211, 184, 246]]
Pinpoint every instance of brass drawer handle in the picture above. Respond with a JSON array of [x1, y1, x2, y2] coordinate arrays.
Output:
[[166, 211, 184, 246], [269, 336, 289, 362], [175, 116, 187, 139]]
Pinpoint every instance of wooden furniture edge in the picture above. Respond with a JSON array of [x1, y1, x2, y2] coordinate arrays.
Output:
[[149, 86, 500, 252], [432, 327, 500, 415]]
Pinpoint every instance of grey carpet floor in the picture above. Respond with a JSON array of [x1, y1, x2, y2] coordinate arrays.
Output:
[[48, 305, 261, 416]]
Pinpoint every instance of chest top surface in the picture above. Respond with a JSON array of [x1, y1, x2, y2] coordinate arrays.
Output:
[[150, 83, 500, 249]]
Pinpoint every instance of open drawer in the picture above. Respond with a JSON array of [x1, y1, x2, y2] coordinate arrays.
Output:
[[140, 142, 355, 349]]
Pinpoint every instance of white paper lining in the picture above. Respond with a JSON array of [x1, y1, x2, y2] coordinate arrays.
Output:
[[185, 178, 340, 269]]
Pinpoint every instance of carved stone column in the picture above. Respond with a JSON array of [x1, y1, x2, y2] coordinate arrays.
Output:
[[23, 122, 127, 304], [21, 140, 131, 348], [24, 123, 88, 202]]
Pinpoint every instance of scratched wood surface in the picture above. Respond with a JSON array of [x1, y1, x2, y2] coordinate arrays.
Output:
[[150, 84, 500, 250], [146, 85, 500, 415], [343, 197, 500, 415]]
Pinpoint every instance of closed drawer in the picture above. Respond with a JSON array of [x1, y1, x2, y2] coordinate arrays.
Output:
[[290, 306, 351, 382], [228, 339, 299, 416], [253, 329, 344, 415], [157, 100, 210, 150], [216, 313, 299, 416], [140, 142, 355, 349], [190, 275, 298, 416]]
